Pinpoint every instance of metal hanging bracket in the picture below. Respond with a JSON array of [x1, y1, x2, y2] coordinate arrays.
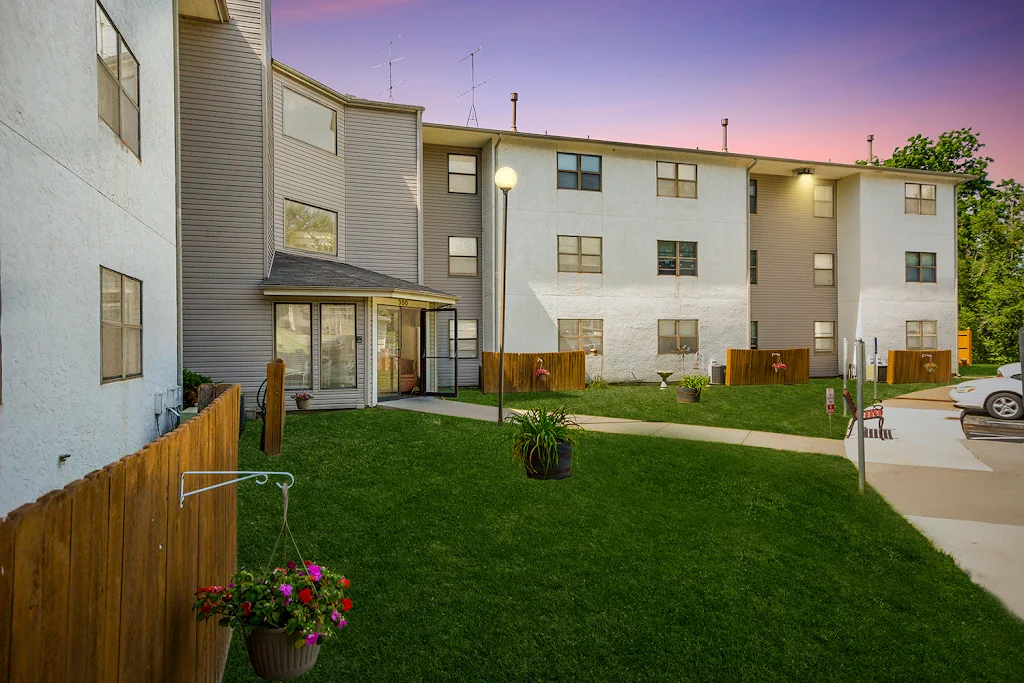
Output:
[[179, 470, 295, 508]]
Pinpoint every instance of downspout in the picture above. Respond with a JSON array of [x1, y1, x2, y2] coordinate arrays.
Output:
[[745, 158, 758, 350], [173, 0, 183, 388]]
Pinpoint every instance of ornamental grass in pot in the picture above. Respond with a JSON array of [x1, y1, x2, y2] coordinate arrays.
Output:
[[503, 407, 580, 480], [193, 561, 351, 680], [677, 373, 710, 403]]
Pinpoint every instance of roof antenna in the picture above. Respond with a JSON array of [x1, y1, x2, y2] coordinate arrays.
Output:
[[373, 35, 405, 101], [458, 47, 488, 127]]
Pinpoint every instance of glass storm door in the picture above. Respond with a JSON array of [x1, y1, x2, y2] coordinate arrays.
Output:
[[376, 305, 423, 400], [422, 308, 458, 398]]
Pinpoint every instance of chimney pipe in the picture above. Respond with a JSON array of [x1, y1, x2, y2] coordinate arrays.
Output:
[[510, 92, 518, 132], [867, 134, 874, 164], [721, 118, 729, 152]]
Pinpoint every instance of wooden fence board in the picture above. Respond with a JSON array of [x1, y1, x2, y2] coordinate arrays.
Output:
[[0, 386, 240, 683], [887, 349, 953, 384], [725, 348, 811, 386], [481, 351, 587, 393]]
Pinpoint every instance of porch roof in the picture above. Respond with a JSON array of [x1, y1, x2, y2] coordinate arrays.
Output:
[[262, 252, 459, 304]]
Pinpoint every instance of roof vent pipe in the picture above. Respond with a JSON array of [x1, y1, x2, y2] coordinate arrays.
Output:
[[510, 92, 518, 132], [721, 118, 729, 152], [867, 134, 875, 165]]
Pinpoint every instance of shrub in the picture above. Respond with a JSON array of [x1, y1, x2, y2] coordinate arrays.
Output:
[[183, 367, 213, 408], [503, 407, 580, 472], [587, 377, 610, 390]]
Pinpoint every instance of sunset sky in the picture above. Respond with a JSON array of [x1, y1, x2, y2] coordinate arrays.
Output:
[[271, 0, 1024, 182]]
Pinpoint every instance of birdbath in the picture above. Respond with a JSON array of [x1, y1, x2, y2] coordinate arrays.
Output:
[[657, 372, 675, 390]]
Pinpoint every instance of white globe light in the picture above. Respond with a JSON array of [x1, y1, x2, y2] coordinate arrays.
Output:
[[494, 167, 518, 191]]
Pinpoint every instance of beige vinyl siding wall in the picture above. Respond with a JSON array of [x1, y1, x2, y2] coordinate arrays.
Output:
[[272, 73, 347, 260], [179, 0, 270, 403], [423, 144, 484, 386], [750, 174, 839, 376], [345, 108, 420, 281]]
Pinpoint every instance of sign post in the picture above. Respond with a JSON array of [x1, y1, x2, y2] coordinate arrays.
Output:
[[826, 387, 835, 437], [856, 338, 866, 495]]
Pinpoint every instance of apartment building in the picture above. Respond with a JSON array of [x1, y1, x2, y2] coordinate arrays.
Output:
[[177, 0, 963, 408], [0, 0, 229, 514]]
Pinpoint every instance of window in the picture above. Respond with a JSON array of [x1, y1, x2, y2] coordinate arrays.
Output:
[[448, 237, 478, 276], [656, 162, 697, 198], [448, 319, 479, 359], [749, 179, 758, 213], [905, 183, 936, 215], [749, 250, 758, 284], [282, 88, 337, 153], [274, 304, 312, 390], [448, 154, 478, 194], [557, 153, 602, 191], [558, 235, 602, 273], [813, 321, 835, 354], [100, 267, 142, 382], [320, 304, 356, 390], [906, 320, 938, 350], [657, 241, 698, 276], [813, 184, 834, 218], [558, 319, 603, 355], [906, 252, 937, 283], [750, 321, 758, 350], [658, 320, 699, 354], [813, 253, 835, 286], [96, 2, 140, 157], [284, 199, 337, 255]]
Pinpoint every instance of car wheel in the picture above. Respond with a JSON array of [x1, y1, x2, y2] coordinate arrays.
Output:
[[985, 392, 1024, 420]]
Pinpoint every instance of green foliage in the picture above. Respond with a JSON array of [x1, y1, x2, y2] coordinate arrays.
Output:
[[183, 367, 213, 408], [868, 129, 1023, 362], [586, 377, 611, 390], [193, 562, 351, 647], [677, 373, 710, 396], [502, 407, 580, 472]]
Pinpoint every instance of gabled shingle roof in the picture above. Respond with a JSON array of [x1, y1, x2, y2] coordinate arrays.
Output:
[[263, 252, 456, 301]]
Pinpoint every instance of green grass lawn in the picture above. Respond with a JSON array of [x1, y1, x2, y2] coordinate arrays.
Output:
[[958, 363, 1002, 377], [454, 378, 959, 440], [222, 410, 1024, 681]]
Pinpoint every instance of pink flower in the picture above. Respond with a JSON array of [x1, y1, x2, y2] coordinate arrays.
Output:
[[279, 584, 293, 598], [336, 618, 347, 629], [308, 564, 323, 582], [305, 633, 319, 646], [331, 609, 341, 623]]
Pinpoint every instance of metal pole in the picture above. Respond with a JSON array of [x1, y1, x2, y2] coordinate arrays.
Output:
[[842, 337, 848, 417], [497, 189, 510, 424], [856, 338, 866, 495], [873, 337, 879, 402]]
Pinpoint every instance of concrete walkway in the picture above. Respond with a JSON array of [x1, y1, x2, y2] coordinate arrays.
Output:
[[380, 396, 845, 456]]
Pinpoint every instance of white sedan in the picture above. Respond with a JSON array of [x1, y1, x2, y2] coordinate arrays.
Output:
[[950, 362, 1023, 420]]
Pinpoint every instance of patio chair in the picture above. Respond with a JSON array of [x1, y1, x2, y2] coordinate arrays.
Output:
[[842, 388, 885, 439]]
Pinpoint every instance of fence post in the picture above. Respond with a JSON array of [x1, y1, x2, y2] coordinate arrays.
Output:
[[263, 359, 286, 456]]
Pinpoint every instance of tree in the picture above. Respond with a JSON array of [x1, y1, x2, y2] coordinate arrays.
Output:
[[865, 130, 1023, 363]]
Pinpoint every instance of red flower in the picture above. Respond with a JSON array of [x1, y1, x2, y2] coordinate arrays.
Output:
[[341, 577, 350, 589], [304, 560, 313, 567], [242, 601, 252, 616], [341, 598, 352, 612], [201, 603, 212, 614], [298, 588, 313, 605]]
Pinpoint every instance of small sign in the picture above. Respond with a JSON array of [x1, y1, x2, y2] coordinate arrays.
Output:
[[826, 388, 835, 415]]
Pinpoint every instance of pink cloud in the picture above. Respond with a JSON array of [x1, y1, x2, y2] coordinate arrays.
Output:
[[272, 0, 416, 22]]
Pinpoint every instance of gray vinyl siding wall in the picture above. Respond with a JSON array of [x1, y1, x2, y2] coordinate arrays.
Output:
[[344, 108, 420, 282], [423, 144, 483, 386], [750, 174, 839, 376], [272, 298, 367, 410], [272, 74, 347, 261], [179, 0, 270, 403]]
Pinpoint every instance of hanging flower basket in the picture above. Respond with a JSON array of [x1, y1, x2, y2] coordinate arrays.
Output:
[[771, 362, 787, 373], [924, 362, 938, 373], [291, 391, 311, 410]]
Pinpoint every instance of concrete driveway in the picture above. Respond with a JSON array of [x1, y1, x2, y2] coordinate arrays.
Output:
[[844, 385, 1024, 618]]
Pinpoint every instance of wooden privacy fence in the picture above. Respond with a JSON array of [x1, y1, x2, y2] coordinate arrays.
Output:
[[887, 349, 953, 384], [725, 348, 811, 386], [481, 351, 587, 393], [0, 386, 240, 683], [958, 329, 972, 366]]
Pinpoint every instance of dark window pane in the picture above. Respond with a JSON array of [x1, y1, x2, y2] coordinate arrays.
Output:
[[557, 171, 578, 189], [921, 252, 936, 267], [657, 241, 676, 257], [581, 173, 601, 191], [557, 153, 577, 171], [658, 337, 678, 354], [905, 252, 920, 266], [906, 267, 920, 282], [678, 242, 696, 257], [922, 267, 936, 283], [658, 259, 676, 275], [678, 260, 697, 277]]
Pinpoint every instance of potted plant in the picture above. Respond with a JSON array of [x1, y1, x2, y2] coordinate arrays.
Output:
[[194, 561, 351, 680], [291, 391, 311, 410], [503, 407, 580, 480], [676, 373, 710, 403]]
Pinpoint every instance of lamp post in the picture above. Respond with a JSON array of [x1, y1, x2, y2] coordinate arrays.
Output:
[[494, 166, 518, 424]]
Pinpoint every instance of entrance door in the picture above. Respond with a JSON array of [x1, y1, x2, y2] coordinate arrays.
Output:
[[376, 305, 422, 401], [422, 308, 458, 397]]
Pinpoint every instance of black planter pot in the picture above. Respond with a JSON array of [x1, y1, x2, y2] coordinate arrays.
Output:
[[677, 387, 700, 403], [525, 442, 573, 480]]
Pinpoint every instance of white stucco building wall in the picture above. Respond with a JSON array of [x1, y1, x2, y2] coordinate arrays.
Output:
[[837, 173, 959, 370], [492, 138, 750, 382], [0, 0, 179, 515]]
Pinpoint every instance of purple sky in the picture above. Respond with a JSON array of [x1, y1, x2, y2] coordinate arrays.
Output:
[[271, 0, 1024, 182]]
